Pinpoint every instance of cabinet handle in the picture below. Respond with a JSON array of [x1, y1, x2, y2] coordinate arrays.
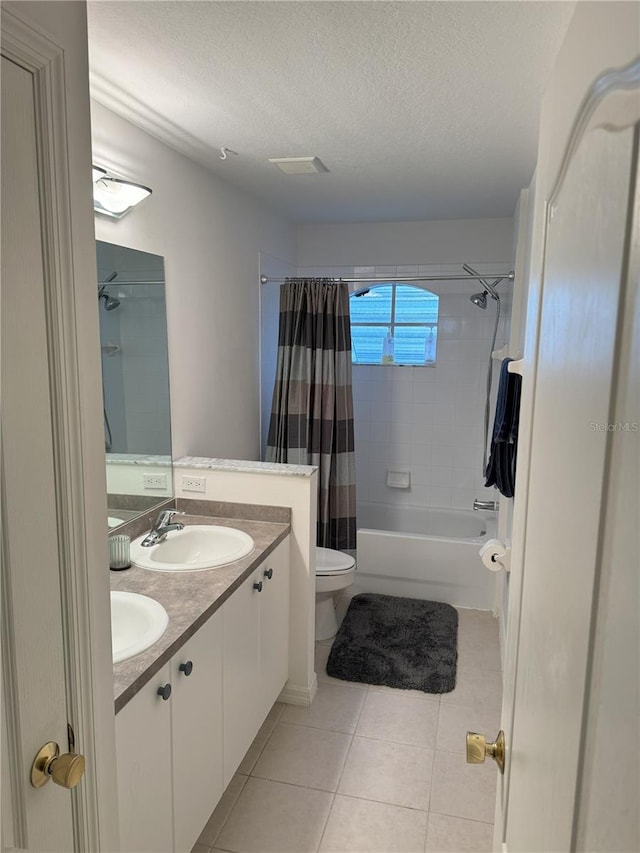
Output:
[[264, 568, 273, 580], [253, 581, 263, 592], [179, 660, 193, 677], [157, 683, 172, 701]]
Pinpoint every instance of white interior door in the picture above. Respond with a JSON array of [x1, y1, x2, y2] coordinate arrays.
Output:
[[1, 54, 76, 851], [2, 4, 120, 850], [495, 45, 640, 853]]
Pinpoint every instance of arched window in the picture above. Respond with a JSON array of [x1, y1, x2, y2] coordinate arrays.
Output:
[[349, 283, 439, 366]]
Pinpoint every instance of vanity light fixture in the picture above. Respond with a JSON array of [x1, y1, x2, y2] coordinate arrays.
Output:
[[92, 165, 152, 220]]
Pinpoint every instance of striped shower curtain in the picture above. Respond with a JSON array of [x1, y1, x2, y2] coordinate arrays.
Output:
[[266, 278, 356, 551]]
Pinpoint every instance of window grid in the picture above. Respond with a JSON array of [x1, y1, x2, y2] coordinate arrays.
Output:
[[350, 283, 439, 366]]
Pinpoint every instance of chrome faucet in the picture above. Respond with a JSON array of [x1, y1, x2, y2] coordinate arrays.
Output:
[[140, 509, 185, 547], [473, 499, 500, 512]]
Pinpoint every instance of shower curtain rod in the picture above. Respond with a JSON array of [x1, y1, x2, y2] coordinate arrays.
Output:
[[97, 279, 164, 286], [260, 272, 514, 285]]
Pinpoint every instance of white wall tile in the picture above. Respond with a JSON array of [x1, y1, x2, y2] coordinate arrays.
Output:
[[429, 487, 453, 507], [344, 256, 511, 511], [389, 422, 413, 446]]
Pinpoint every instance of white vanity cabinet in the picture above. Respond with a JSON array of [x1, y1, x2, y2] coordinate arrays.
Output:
[[115, 536, 290, 851], [171, 612, 223, 852], [222, 538, 290, 784], [115, 662, 173, 853], [258, 539, 290, 718], [116, 609, 223, 853]]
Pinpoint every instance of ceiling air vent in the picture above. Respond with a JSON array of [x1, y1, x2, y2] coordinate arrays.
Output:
[[268, 156, 329, 175]]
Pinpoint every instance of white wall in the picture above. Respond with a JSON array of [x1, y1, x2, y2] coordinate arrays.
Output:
[[296, 217, 514, 268], [91, 101, 296, 460], [283, 218, 514, 513]]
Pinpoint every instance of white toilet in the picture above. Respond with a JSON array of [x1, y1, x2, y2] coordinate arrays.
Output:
[[315, 546, 356, 641]]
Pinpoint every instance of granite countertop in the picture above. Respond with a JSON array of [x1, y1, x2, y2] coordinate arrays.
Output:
[[111, 513, 290, 713], [173, 455, 317, 477], [106, 453, 172, 467]]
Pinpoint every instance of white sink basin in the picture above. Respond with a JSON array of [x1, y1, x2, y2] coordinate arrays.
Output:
[[111, 591, 169, 664], [130, 524, 255, 572]]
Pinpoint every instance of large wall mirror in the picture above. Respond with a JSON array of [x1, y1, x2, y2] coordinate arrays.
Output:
[[97, 241, 173, 527]]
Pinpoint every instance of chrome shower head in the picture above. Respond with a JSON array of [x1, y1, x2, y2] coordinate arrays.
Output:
[[103, 293, 120, 311], [98, 284, 121, 311], [470, 291, 488, 309]]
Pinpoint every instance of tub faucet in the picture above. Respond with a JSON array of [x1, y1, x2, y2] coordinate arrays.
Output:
[[140, 509, 185, 547], [473, 499, 500, 512]]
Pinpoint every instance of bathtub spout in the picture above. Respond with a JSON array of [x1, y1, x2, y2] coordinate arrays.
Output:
[[473, 499, 500, 512]]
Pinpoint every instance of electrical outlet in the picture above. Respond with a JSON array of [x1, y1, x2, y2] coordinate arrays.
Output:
[[181, 475, 206, 493], [143, 473, 168, 490]]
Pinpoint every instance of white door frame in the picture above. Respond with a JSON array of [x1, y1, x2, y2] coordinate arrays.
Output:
[[2, 6, 119, 850]]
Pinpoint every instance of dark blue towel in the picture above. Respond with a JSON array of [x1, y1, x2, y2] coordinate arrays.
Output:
[[485, 358, 522, 498]]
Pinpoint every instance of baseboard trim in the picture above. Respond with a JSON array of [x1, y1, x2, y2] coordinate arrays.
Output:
[[279, 675, 318, 707]]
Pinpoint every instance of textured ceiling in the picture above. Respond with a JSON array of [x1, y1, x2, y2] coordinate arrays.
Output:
[[87, 1, 575, 223]]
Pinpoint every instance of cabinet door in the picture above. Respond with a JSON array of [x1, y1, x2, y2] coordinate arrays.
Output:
[[259, 540, 290, 719], [116, 664, 173, 853], [172, 610, 224, 853], [222, 569, 261, 786]]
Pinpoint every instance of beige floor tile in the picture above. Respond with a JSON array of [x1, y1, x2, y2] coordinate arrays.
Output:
[[215, 777, 333, 853], [319, 795, 428, 853], [191, 844, 210, 853], [355, 690, 439, 748], [456, 608, 499, 634], [367, 682, 442, 702], [281, 682, 367, 733], [436, 703, 501, 754], [426, 813, 493, 852], [429, 750, 497, 824], [197, 773, 248, 847], [456, 609, 502, 672], [338, 736, 433, 810], [252, 722, 351, 791], [456, 639, 502, 674], [440, 662, 503, 713]]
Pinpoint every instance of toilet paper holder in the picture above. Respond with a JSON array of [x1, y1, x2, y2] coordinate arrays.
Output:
[[479, 538, 511, 572]]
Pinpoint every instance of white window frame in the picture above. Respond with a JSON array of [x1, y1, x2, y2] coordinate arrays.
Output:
[[350, 282, 439, 366]]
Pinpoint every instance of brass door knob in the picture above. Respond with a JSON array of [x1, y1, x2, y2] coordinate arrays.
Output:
[[466, 730, 505, 774], [31, 741, 86, 789]]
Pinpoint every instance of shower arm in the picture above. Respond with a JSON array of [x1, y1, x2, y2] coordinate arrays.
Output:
[[462, 264, 501, 300]]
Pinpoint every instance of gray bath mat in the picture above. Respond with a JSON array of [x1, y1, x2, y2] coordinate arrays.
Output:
[[326, 593, 458, 693]]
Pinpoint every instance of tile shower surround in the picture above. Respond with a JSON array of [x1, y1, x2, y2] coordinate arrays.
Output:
[[296, 263, 512, 512]]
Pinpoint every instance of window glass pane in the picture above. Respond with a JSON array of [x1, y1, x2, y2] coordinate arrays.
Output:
[[349, 285, 392, 324], [394, 286, 439, 324], [351, 325, 389, 364], [393, 325, 438, 365]]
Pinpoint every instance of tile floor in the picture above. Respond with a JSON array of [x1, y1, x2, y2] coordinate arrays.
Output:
[[194, 608, 502, 853]]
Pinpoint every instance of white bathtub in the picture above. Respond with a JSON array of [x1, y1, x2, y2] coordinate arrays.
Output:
[[354, 502, 496, 610]]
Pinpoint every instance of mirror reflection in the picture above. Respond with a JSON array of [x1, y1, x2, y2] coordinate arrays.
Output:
[[96, 241, 173, 527]]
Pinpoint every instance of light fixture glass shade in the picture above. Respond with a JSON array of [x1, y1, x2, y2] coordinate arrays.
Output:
[[92, 171, 152, 220], [92, 165, 107, 183]]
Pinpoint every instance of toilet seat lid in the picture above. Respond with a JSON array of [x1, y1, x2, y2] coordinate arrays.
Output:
[[316, 546, 355, 574]]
